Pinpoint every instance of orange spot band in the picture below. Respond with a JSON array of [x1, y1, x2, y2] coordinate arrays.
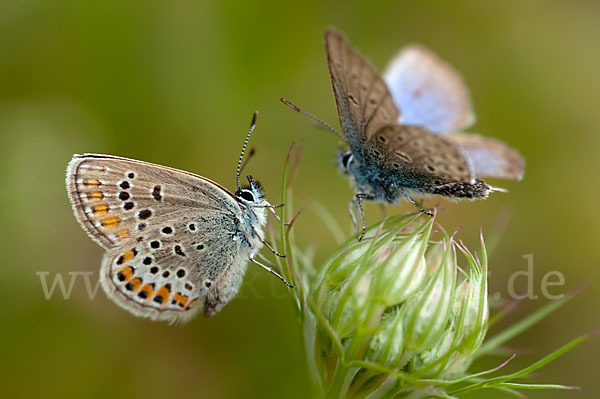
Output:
[[122, 249, 135, 263], [173, 293, 189, 307], [140, 284, 154, 301], [92, 204, 109, 215], [154, 286, 170, 305], [120, 266, 134, 281], [86, 191, 104, 201], [130, 278, 142, 291], [101, 216, 120, 229], [82, 178, 101, 187]]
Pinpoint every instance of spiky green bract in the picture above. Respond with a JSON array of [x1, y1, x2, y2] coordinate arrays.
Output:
[[273, 145, 586, 398], [309, 213, 489, 397]]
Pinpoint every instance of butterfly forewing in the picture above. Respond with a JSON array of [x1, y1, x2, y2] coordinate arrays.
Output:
[[66, 154, 245, 322], [384, 45, 475, 134], [325, 29, 400, 152]]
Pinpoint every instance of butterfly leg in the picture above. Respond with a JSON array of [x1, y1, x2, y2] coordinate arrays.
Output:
[[379, 203, 387, 218], [251, 226, 286, 258], [349, 193, 375, 241], [265, 204, 300, 228], [401, 192, 433, 216], [265, 205, 283, 223], [265, 203, 296, 227], [348, 198, 359, 235], [250, 256, 294, 288]]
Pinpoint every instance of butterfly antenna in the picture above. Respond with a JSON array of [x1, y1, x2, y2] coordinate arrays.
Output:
[[237, 111, 258, 190], [280, 97, 345, 140], [239, 147, 256, 176]]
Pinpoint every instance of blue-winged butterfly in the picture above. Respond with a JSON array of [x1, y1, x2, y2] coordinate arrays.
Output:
[[284, 29, 524, 239]]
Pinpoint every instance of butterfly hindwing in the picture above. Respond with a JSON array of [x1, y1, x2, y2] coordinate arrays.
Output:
[[384, 45, 475, 134], [100, 210, 241, 323], [366, 124, 474, 186], [448, 133, 524, 180]]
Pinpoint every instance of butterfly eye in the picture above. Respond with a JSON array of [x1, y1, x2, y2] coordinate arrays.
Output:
[[341, 153, 353, 169], [239, 190, 255, 202]]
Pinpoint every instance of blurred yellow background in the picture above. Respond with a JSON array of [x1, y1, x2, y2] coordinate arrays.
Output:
[[1, 0, 598, 398]]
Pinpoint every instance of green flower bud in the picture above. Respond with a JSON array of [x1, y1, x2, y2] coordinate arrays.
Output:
[[324, 273, 371, 338], [455, 275, 488, 355], [371, 226, 430, 307], [416, 321, 457, 375], [367, 311, 404, 367], [402, 242, 457, 353]]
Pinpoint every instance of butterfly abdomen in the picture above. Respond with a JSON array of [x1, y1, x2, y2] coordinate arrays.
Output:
[[431, 179, 492, 199]]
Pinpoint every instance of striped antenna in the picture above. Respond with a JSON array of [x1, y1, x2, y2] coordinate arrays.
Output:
[[238, 147, 256, 176], [237, 111, 258, 190], [280, 97, 345, 140]]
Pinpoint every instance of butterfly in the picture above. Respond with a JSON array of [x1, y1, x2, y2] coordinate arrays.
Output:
[[284, 29, 524, 239], [65, 112, 291, 323]]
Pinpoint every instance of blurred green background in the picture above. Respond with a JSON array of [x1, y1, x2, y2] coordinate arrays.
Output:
[[1, 0, 599, 398]]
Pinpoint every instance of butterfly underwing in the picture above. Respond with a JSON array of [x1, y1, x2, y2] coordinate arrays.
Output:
[[65, 113, 289, 323]]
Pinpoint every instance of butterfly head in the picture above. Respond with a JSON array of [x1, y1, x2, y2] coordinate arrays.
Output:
[[235, 175, 268, 238], [337, 149, 355, 176], [235, 175, 266, 206]]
